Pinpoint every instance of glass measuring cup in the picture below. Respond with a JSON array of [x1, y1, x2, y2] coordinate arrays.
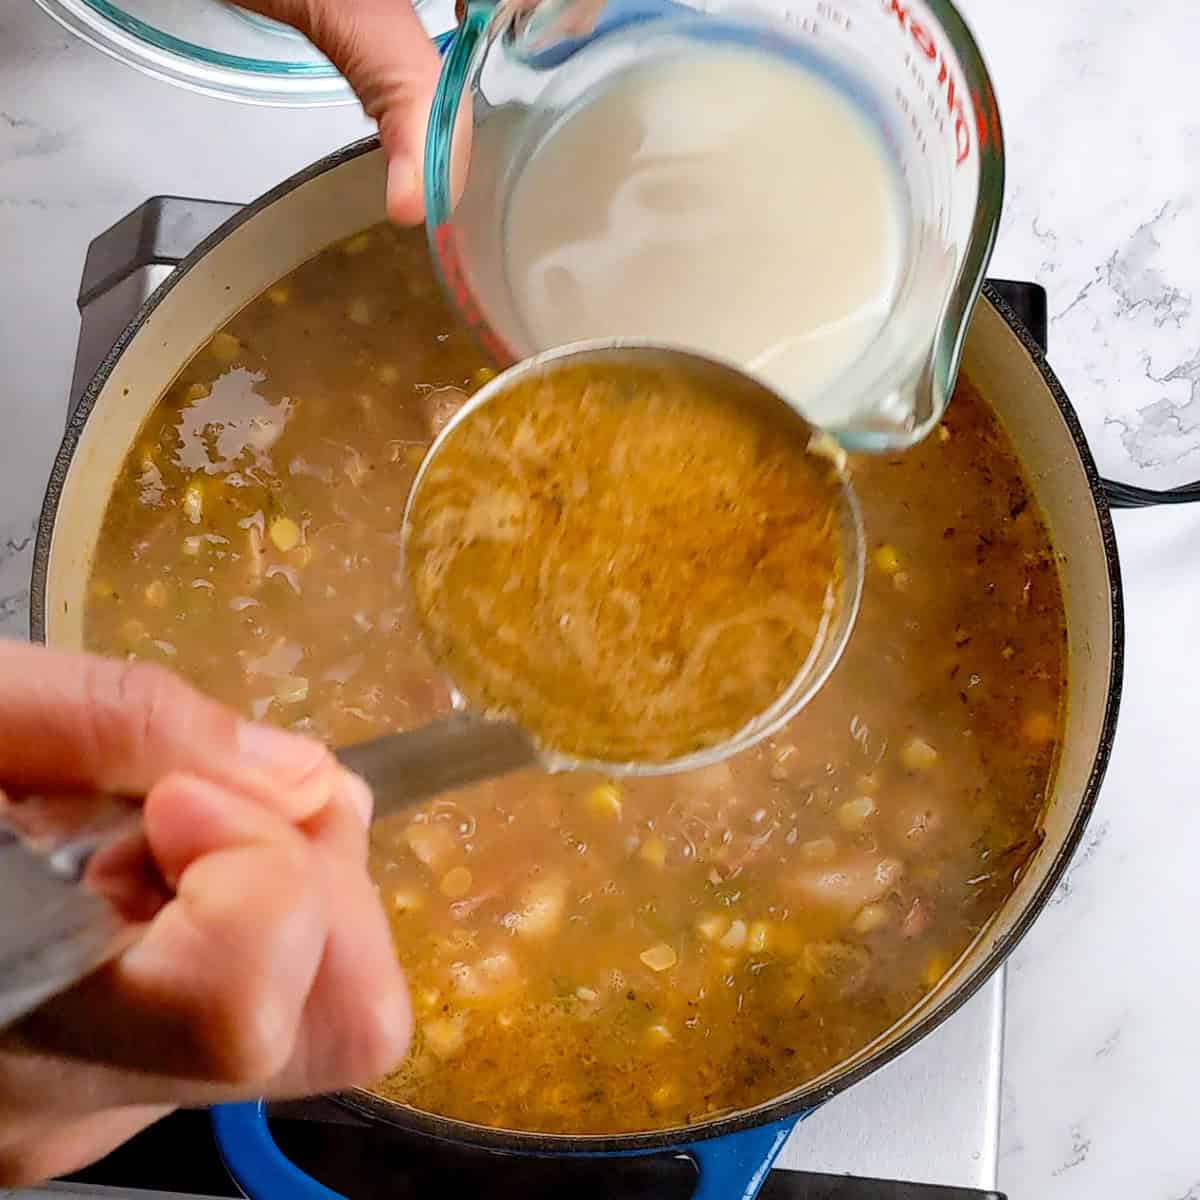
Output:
[[402, 341, 865, 777], [424, 0, 1004, 451]]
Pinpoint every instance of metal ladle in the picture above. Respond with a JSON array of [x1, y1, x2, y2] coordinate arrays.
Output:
[[0, 343, 862, 1031]]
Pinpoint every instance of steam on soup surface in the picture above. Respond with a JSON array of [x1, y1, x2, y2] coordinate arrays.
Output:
[[84, 223, 1066, 1135]]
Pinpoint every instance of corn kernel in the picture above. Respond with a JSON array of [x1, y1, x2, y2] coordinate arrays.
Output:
[[588, 782, 623, 820], [644, 1022, 673, 1048], [472, 366, 498, 389], [901, 737, 939, 772], [390, 889, 425, 914], [837, 796, 876, 832], [143, 580, 168, 608], [268, 516, 301, 552], [639, 836, 667, 868], [1022, 711, 1057, 745], [440, 866, 473, 899], [342, 231, 371, 256], [208, 331, 241, 363], [267, 285, 290, 305], [873, 544, 900, 573], [182, 479, 204, 524], [922, 953, 949, 989], [695, 913, 728, 942], [937, 424, 951, 443]]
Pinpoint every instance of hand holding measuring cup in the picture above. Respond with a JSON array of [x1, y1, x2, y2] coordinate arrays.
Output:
[[425, 0, 1004, 451]]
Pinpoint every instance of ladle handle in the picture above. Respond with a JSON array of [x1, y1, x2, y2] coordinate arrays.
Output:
[[0, 716, 537, 1033], [336, 714, 539, 817]]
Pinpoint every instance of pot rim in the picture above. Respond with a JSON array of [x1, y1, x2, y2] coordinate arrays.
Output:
[[28, 138, 1125, 1154]]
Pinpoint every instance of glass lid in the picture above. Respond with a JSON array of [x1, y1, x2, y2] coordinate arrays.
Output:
[[30, 0, 456, 106]]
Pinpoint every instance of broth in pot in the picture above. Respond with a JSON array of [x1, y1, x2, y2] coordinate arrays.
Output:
[[83, 224, 1065, 1136]]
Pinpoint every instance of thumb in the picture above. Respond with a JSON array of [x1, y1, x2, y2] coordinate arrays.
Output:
[[0, 642, 338, 823], [242, 0, 442, 224]]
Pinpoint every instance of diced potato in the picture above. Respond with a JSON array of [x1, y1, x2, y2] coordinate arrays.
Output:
[[639, 836, 667, 868], [1022, 711, 1057, 745], [575, 986, 598, 1003], [800, 837, 838, 863], [901, 737, 939, 772], [342, 231, 371, 256], [837, 797, 876, 832], [747, 920, 772, 954], [404, 821, 456, 869], [267, 285, 290, 305], [182, 536, 203, 557], [268, 516, 301, 552], [143, 580, 168, 608], [695, 913, 728, 942], [719, 919, 747, 952], [182, 478, 204, 524], [423, 1015, 466, 1059], [508, 875, 567, 940], [873, 544, 900, 573], [208, 331, 241, 363], [588, 782, 623, 820], [640, 943, 677, 972], [852, 903, 890, 935], [273, 675, 309, 704], [440, 866, 473, 899]]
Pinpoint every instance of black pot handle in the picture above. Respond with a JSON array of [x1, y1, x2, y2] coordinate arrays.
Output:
[[756, 1169, 1005, 1199], [987, 277, 1200, 511]]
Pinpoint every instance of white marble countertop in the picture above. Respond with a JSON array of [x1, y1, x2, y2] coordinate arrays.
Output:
[[2, 1, 1199, 1197]]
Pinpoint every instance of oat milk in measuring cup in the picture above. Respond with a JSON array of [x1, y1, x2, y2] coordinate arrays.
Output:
[[424, 0, 1003, 450]]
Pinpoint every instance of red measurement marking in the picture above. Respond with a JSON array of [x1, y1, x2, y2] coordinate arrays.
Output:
[[432, 222, 516, 367], [884, 0, 991, 167]]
